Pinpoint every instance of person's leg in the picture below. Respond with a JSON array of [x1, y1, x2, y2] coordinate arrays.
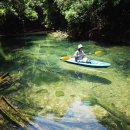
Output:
[[77, 58, 87, 63]]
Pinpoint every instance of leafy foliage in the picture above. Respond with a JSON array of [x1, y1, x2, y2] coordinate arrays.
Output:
[[0, 0, 130, 41], [56, 0, 94, 24]]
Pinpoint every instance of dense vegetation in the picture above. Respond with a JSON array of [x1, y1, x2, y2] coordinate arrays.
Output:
[[0, 0, 130, 41]]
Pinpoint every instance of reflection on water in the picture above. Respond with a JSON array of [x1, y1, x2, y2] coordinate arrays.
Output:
[[61, 101, 106, 130], [30, 101, 106, 130]]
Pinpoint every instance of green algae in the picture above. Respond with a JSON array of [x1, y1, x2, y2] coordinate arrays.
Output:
[[0, 35, 130, 129]]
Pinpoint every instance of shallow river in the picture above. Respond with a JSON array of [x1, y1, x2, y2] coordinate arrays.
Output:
[[0, 35, 130, 130]]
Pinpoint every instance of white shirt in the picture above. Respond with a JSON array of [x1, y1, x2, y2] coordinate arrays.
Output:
[[74, 50, 86, 60]]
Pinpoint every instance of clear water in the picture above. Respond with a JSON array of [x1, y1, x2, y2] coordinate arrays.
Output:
[[0, 35, 130, 129], [30, 100, 106, 130]]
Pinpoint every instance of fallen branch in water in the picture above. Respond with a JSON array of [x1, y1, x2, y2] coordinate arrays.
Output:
[[0, 73, 12, 87], [0, 96, 43, 130]]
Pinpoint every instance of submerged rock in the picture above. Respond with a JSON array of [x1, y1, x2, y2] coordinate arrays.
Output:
[[55, 91, 64, 97], [36, 89, 48, 94]]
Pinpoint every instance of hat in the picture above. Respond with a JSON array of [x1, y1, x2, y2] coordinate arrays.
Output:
[[78, 44, 83, 49]]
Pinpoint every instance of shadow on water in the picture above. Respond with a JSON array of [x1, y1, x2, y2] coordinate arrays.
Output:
[[1, 58, 111, 88], [19, 68, 111, 85], [66, 70, 111, 85]]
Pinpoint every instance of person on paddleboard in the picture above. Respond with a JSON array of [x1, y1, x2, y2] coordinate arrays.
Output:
[[74, 44, 88, 62]]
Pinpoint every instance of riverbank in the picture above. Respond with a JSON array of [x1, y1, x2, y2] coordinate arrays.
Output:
[[1, 30, 130, 46]]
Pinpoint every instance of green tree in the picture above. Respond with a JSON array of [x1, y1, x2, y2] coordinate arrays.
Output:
[[0, 0, 130, 41]]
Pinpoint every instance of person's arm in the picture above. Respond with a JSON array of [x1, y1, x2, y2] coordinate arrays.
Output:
[[73, 51, 80, 61], [82, 51, 86, 58], [73, 51, 79, 58]]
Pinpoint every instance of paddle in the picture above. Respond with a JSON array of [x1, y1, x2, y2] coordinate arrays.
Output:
[[60, 55, 89, 62], [60, 56, 71, 61], [88, 50, 103, 55], [60, 50, 103, 61], [95, 50, 103, 55]]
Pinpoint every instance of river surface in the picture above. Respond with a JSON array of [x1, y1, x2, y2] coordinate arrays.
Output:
[[0, 34, 130, 130]]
